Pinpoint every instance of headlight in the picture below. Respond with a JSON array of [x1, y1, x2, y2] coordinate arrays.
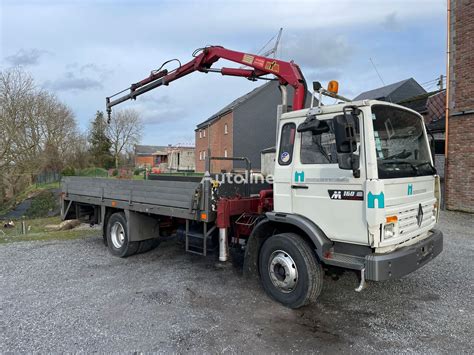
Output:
[[384, 223, 396, 239]]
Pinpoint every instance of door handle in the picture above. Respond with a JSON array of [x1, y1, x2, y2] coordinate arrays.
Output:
[[291, 185, 309, 189]]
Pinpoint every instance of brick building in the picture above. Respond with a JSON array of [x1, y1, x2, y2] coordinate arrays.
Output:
[[134, 145, 167, 167], [446, 0, 474, 213], [195, 81, 301, 173], [134, 145, 195, 172]]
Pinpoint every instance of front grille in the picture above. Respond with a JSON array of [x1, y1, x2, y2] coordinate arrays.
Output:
[[383, 199, 436, 246]]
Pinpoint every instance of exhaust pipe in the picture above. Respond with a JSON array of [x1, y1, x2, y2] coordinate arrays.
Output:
[[219, 228, 228, 262]]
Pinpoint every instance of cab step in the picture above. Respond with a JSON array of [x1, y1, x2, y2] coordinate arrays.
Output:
[[323, 252, 365, 270]]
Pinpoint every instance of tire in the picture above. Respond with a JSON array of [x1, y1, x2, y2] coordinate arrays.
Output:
[[136, 238, 161, 254], [259, 233, 323, 309], [106, 212, 139, 257]]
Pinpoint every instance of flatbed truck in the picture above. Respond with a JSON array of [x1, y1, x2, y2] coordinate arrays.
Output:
[[61, 46, 443, 308]]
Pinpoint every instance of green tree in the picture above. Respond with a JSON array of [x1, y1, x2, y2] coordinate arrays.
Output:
[[88, 111, 113, 169]]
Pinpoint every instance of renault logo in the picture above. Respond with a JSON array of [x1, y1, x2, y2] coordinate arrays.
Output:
[[416, 204, 424, 227]]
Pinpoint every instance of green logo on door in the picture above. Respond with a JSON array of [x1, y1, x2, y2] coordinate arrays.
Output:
[[367, 192, 385, 209], [294, 171, 305, 183]]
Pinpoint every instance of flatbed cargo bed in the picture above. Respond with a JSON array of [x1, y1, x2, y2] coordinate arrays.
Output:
[[61, 176, 207, 221]]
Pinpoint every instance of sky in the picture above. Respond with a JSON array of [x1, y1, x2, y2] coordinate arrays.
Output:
[[0, 0, 447, 146]]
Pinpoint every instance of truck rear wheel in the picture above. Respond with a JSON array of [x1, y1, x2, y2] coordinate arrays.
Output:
[[106, 212, 139, 257], [136, 238, 160, 254], [259, 233, 323, 308]]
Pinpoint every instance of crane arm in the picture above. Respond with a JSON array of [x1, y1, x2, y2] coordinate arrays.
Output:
[[106, 46, 307, 120]]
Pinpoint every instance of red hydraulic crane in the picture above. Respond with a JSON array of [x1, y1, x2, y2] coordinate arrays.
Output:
[[106, 46, 307, 120]]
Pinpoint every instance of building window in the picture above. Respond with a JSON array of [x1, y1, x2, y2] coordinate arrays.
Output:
[[203, 150, 206, 160], [224, 123, 228, 135], [199, 130, 202, 139], [199, 151, 203, 161], [203, 129, 206, 138], [224, 149, 228, 157]]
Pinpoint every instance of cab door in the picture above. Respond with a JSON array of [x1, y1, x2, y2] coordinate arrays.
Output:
[[273, 120, 297, 214], [291, 115, 368, 245]]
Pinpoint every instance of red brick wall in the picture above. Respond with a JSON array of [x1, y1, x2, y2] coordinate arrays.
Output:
[[135, 156, 154, 167], [446, 0, 474, 212], [195, 112, 233, 173]]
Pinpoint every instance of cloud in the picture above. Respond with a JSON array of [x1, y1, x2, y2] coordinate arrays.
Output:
[[140, 107, 186, 125], [136, 94, 171, 105], [65, 62, 113, 78], [44, 72, 103, 91], [44, 63, 113, 92], [383, 12, 401, 31], [78, 63, 113, 79], [305, 69, 342, 82], [281, 33, 354, 69], [1, 0, 445, 145], [4, 48, 48, 66]]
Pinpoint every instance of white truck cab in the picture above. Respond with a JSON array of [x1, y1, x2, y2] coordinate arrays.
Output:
[[265, 99, 442, 291]]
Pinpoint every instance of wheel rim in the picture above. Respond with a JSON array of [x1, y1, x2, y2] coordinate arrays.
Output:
[[111, 221, 125, 249], [268, 250, 298, 293]]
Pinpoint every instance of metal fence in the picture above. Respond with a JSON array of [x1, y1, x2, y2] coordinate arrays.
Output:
[[34, 171, 61, 186]]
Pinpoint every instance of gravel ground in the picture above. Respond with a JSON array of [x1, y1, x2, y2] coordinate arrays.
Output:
[[1, 210, 473, 353]]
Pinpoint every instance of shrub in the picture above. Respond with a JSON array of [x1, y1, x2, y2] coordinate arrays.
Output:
[[112, 169, 118, 177], [26, 191, 58, 218], [61, 166, 75, 176], [78, 167, 108, 177]]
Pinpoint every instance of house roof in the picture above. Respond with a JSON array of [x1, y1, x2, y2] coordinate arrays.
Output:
[[134, 145, 169, 156], [353, 78, 426, 102], [196, 81, 276, 129], [398, 92, 432, 113], [398, 89, 446, 127], [153, 150, 169, 156]]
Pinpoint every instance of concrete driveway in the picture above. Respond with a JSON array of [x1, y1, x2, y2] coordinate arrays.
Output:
[[1, 211, 472, 353]]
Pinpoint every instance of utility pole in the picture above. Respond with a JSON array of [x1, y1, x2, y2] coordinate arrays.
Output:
[[438, 74, 444, 90]]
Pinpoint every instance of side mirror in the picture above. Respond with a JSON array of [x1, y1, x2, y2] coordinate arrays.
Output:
[[333, 113, 360, 177]]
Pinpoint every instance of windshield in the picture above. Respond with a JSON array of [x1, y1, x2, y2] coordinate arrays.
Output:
[[372, 105, 434, 179]]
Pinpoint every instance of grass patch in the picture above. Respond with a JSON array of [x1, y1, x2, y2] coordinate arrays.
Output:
[[0, 229, 99, 244], [0, 216, 101, 244]]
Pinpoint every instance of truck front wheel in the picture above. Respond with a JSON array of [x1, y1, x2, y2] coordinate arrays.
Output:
[[259, 233, 323, 308], [106, 212, 139, 257]]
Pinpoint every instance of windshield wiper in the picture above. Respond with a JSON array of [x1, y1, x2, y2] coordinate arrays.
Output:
[[381, 161, 419, 174], [314, 142, 331, 163], [384, 149, 412, 160], [416, 161, 437, 174]]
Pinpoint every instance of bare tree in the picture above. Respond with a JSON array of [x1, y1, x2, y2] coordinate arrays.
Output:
[[0, 67, 35, 171], [0, 67, 38, 197], [106, 109, 143, 169], [0, 66, 84, 201]]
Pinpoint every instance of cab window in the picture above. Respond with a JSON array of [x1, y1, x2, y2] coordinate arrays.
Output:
[[300, 121, 338, 164], [278, 123, 296, 165]]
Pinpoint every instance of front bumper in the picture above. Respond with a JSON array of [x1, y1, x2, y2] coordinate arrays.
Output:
[[365, 229, 443, 281]]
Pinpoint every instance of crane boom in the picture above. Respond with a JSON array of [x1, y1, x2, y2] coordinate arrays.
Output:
[[106, 46, 307, 120]]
